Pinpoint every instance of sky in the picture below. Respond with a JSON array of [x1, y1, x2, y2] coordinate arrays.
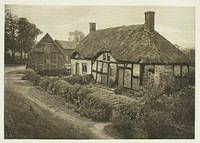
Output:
[[6, 5, 195, 49]]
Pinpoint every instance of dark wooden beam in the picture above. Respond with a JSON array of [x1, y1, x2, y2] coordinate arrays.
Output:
[[101, 62, 103, 83], [96, 61, 98, 80], [131, 63, 133, 89], [180, 65, 183, 88], [107, 62, 110, 84], [140, 64, 144, 85], [123, 63, 125, 87]]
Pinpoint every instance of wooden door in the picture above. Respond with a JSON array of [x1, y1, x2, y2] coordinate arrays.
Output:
[[118, 68, 124, 87], [75, 63, 79, 75]]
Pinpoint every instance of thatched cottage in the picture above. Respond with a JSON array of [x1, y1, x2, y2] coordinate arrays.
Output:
[[27, 33, 78, 72], [71, 11, 190, 90]]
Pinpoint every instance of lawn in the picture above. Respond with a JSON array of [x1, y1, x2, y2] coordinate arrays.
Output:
[[4, 85, 95, 139]]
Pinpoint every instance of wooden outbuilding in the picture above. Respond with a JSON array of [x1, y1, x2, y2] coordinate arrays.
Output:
[[27, 33, 78, 72]]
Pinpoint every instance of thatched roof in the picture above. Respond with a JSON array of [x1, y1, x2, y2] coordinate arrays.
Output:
[[54, 40, 78, 56], [29, 33, 77, 57], [54, 40, 78, 50], [73, 24, 190, 64]]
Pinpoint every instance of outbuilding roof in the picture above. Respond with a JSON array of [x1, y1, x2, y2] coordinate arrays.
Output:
[[29, 33, 77, 57]]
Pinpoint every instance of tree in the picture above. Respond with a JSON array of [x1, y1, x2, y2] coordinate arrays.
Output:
[[5, 9, 19, 60], [17, 18, 42, 59], [68, 30, 85, 42], [5, 8, 42, 62]]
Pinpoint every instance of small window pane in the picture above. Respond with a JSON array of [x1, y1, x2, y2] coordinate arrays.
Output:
[[174, 65, 180, 76], [182, 66, 188, 76]]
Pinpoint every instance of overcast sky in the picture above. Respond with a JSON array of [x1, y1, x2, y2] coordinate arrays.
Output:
[[6, 5, 195, 49]]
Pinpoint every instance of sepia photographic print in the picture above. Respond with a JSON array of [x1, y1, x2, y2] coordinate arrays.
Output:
[[2, 0, 199, 142]]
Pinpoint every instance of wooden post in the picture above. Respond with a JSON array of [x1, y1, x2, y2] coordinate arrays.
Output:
[[131, 63, 133, 89], [123, 63, 125, 87], [180, 65, 183, 88], [43, 54, 44, 71], [35, 58, 37, 71], [101, 62, 104, 83], [96, 61, 98, 81], [116, 63, 118, 85], [140, 64, 144, 85], [107, 62, 110, 84]]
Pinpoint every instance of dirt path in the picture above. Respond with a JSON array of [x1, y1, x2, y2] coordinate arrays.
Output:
[[4, 66, 113, 139]]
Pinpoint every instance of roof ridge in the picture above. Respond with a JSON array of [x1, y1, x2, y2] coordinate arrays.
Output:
[[95, 24, 144, 32]]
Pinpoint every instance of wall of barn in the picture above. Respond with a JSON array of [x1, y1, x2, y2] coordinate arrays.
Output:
[[27, 53, 65, 72], [27, 42, 67, 72], [71, 59, 92, 75]]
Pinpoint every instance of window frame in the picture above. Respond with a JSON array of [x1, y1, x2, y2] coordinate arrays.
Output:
[[82, 63, 87, 73], [44, 45, 51, 53]]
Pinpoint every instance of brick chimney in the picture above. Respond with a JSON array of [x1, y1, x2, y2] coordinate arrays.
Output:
[[144, 11, 155, 33], [89, 23, 96, 33]]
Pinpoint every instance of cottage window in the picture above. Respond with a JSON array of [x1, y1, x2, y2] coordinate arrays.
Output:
[[110, 67, 114, 77], [44, 59, 50, 64], [45, 45, 50, 53], [66, 56, 69, 62], [103, 53, 106, 60], [107, 54, 110, 61], [182, 66, 188, 76], [82, 63, 87, 73], [174, 65, 180, 76]]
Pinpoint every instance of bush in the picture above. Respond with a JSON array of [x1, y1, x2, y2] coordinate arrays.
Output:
[[64, 74, 94, 85], [111, 103, 143, 138], [189, 69, 195, 85], [40, 76, 59, 91], [170, 86, 195, 125], [80, 94, 111, 121], [35, 75, 42, 86], [63, 84, 92, 109], [112, 77, 195, 139], [114, 86, 123, 95], [21, 68, 38, 85], [107, 79, 117, 88], [37, 68, 71, 76], [52, 79, 69, 96]]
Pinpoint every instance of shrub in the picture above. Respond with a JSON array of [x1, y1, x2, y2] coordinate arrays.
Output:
[[40, 76, 59, 91], [52, 80, 68, 96], [37, 68, 71, 76], [111, 103, 143, 138], [35, 75, 41, 86], [21, 68, 38, 85], [80, 94, 111, 121], [189, 68, 195, 85], [170, 86, 195, 125], [114, 86, 123, 95], [107, 79, 116, 88], [64, 74, 94, 85]]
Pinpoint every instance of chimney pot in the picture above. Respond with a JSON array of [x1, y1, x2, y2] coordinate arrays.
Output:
[[89, 23, 96, 33], [144, 11, 155, 33]]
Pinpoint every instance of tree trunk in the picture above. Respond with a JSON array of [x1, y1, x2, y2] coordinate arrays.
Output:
[[12, 45, 15, 60], [20, 50, 23, 59], [24, 52, 26, 59]]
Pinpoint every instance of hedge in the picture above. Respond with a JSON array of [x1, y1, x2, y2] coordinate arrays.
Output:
[[111, 86, 195, 139], [40, 76, 59, 91], [21, 68, 41, 86], [64, 74, 94, 85], [37, 68, 71, 76], [80, 94, 111, 121], [111, 103, 143, 138]]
